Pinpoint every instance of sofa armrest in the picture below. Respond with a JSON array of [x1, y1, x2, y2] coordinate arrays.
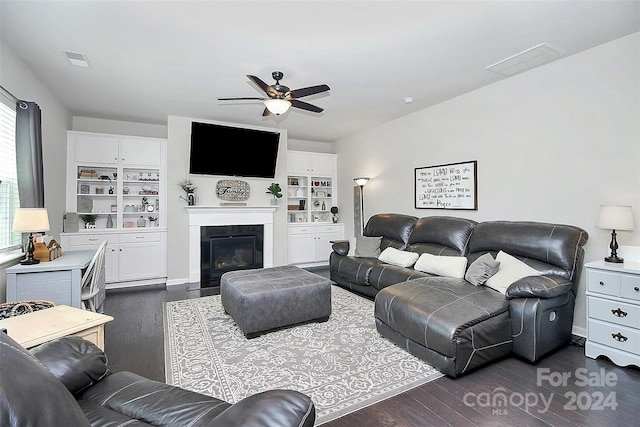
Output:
[[505, 275, 573, 299], [212, 389, 315, 427], [332, 240, 349, 256], [29, 336, 109, 394]]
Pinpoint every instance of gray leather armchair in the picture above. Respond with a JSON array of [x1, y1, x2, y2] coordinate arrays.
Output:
[[0, 332, 315, 426]]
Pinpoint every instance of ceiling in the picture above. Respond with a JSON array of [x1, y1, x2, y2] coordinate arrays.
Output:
[[2, 1, 639, 143]]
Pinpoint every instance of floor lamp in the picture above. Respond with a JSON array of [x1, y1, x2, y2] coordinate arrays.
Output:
[[354, 177, 370, 235]]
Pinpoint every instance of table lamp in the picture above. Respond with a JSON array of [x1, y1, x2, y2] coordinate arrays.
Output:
[[12, 208, 50, 265], [596, 205, 634, 263]]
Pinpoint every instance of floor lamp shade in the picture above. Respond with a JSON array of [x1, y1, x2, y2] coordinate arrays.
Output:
[[12, 208, 50, 265], [596, 205, 634, 263]]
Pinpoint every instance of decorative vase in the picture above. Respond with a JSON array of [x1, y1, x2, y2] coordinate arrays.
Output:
[[107, 214, 114, 228], [271, 198, 278, 206], [187, 193, 195, 206]]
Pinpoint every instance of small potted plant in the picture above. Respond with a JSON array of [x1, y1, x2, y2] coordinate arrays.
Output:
[[80, 214, 98, 229], [266, 182, 283, 205]]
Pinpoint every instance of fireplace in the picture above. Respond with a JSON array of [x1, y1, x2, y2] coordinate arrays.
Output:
[[186, 206, 276, 286], [200, 225, 264, 287]]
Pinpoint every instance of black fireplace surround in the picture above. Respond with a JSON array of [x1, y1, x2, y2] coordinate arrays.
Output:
[[200, 225, 264, 287]]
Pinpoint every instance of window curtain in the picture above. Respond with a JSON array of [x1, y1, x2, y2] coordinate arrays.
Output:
[[15, 101, 44, 208]]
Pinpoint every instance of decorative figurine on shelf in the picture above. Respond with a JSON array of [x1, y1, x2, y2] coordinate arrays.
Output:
[[80, 214, 97, 229], [330, 206, 339, 223], [179, 179, 197, 205], [266, 182, 283, 206]]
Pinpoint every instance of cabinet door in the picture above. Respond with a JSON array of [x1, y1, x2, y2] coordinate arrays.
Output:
[[119, 138, 162, 166], [315, 227, 344, 262], [288, 151, 311, 174], [118, 241, 162, 281], [309, 154, 335, 176], [289, 230, 317, 264], [74, 135, 119, 164]]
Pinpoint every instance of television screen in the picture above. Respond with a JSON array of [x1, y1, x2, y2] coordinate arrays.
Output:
[[189, 122, 280, 178]]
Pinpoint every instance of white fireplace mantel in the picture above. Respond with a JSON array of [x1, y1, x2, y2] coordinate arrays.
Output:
[[186, 206, 277, 284]]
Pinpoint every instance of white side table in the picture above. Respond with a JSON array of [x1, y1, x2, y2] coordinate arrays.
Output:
[[0, 305, 113, 350], [585, 260, 640, 367]]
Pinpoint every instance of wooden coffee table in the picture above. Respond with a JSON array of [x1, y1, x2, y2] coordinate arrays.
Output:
[[0, 305, 113, 350]]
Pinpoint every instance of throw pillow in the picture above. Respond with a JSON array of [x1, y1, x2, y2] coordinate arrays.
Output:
[[378, 247, 419, 268], [465, 253, 501, 286], [484, 251, 542, 295], [347, 237, 357, 257], [413, 253, 468, 279], [355, 236, 382, 258]]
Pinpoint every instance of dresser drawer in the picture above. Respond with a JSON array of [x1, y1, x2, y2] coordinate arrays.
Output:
[[118, 232, 161, 244], [621, 274, 640, 301], [588, 296, 640, 329], [67, 234, 117, 247], [289, 226, 316, 235], [587, 270, 620, 297], [588, 319, 640, 355]]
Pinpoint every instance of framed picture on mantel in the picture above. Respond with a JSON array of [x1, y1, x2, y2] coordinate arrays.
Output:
[[415, 160, 477, 210]]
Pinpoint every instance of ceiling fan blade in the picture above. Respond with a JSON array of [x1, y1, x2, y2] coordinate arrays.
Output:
[[289, 84, 330, 99], [247, 75, 271, 94], [217, 97, 265, 101], [290, 99, 324, 113], [262, 107, 272, 117]]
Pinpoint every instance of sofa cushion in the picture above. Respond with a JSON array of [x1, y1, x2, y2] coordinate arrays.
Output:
[[355, 235, 382, 258], [375, 277, 510, 358], [465, 253, 500, 286], [414, 253, 467, 279], [406, 216, 477, 256], [485, 251, 542, 294], [330, 254, 380, 286], [378, 247, 419, 268], [346, 237, 357, 256], [505, 275, 574, 299], [30, 336, 109, 394], [364, 213, 417, 250], [0, 332, 90, 426], [367, 263, 430, 291], [467, 221, 588, 281]]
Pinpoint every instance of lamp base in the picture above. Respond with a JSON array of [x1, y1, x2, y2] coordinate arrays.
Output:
[[20, 257, 40, 265], [604, 255, 624, 263]]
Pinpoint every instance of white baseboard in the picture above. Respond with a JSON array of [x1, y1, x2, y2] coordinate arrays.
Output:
[[572, 325, 586, 338], [166, 277, 189, 287]]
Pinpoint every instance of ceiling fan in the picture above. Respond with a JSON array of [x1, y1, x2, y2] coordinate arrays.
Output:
[[218, 71, 330, 116]]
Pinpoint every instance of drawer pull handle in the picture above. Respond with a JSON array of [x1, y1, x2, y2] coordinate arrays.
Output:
[[599, 281, 605, 286], [611, 332, 628, 342], [611, 308, 627, 318]]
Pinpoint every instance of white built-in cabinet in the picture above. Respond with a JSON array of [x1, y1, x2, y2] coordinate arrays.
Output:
[[287, 150, 344, 266], [61, 131, 167, 287]]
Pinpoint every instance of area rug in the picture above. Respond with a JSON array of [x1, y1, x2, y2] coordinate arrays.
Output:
[[163, 285, 443, 424]]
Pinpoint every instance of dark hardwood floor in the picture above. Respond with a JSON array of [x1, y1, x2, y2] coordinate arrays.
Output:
[[104, 273, 639, 427]]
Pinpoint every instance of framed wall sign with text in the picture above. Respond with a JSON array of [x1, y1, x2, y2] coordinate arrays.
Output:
[[415, 160, 477, 210]]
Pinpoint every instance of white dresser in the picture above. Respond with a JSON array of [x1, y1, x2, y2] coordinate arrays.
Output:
[[585, 260, 640, 367]]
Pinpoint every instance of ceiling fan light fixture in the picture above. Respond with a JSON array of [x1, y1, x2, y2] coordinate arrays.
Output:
[[264, 99, 291, 115]]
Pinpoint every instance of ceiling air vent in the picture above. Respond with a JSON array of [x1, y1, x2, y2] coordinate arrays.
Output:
[[63, 50, 91, 68], [485, 43, 564, 76]]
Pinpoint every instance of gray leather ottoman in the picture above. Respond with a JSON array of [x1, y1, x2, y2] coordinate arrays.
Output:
[[221, 265, 332, 338]]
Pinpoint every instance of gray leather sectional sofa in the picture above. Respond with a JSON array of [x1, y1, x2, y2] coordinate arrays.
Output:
[[330, 213, 588, 377]]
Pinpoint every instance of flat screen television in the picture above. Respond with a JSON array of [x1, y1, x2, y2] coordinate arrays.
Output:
[[189, 122, 280, 178]]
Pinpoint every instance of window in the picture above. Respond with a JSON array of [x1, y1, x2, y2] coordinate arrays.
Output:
[[0, 101, 20, 253]]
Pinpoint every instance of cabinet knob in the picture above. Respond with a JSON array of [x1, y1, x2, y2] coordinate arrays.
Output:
[[599, 281, 605, 286], [635, 287, 639, 292], [611, 332, 628, 342], [611, 308, 628, 318]]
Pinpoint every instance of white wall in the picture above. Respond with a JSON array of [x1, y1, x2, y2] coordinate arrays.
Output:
[[288, 138, 334, 153], [166, 116, 289, 285], [0, 41, 71, 302], [72, 116, 167, 139], [334, 33, 640, 334]]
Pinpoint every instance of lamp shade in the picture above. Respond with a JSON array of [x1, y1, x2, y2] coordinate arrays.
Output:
[[12, 208, 51, 233], [353, 177, 370, 187], [264, 99, 291, 115], [596, 205, 634, 231]]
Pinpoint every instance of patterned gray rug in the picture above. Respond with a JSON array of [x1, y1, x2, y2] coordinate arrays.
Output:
[[163, 285, 443, 424]]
